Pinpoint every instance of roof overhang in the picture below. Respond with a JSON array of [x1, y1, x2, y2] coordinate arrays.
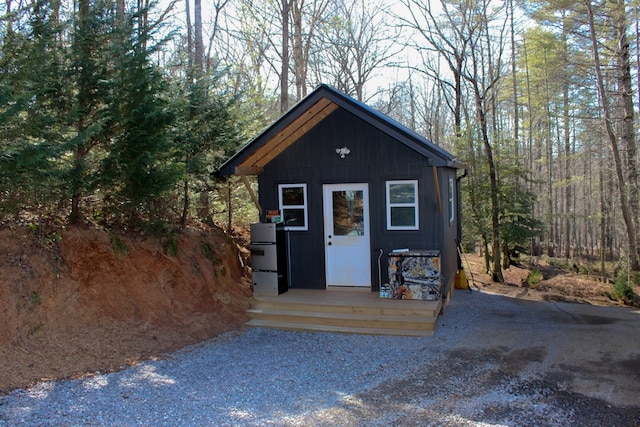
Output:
[[219, 84, 464, 177], [222, 96, 339, 176], [234, 97, 338, 175]]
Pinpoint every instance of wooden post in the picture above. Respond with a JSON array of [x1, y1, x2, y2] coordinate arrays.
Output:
[[239, 174, 263, 217]]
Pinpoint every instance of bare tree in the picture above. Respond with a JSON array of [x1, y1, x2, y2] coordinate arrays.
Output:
[[4, 0, 13, 38], [509, 0, 519, 161], [281, 0, 290, 111], [314, 0, 399, 102], [464, 1, 508, 282], [585, 0, 640, 272], [398, 0, 470, 139], [194, 0, 204, 75], [205, 0, 229, 72], [290, 0, 331, 100], [400, 0, 508, 281]]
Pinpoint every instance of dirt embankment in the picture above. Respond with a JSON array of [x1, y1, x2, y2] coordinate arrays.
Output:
[[0, 225, 252, 393]]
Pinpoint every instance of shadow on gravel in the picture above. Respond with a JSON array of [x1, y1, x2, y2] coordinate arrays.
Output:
[[339, 345, 640, 426]]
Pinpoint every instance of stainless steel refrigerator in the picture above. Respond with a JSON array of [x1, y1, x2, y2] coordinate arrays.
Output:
[[250, 223, 289, 296]]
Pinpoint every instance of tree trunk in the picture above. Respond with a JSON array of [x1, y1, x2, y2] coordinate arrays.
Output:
[[546, 101, 554, 257], [563, 59, 571, 260], [482, 235, 491, 274], [599, 140, 606, 282], [586, 1, 640, 273], [560, 12, 572, 260], [138, 0, 149, 52], [184, 0, 193, 71], [523, 35, 537, 260], [615, 0, 640, 269], [291, 0, 304, 100], [280, 0, 290, 112], [70, 0, 92, 224], [5, 0, 13, 37], [471, 77, 504, 282], [509, 0, 519, 163], [193, 0, 211, 224], [206, 0, 229, 72], [453, 63, 463, 139], [482, 109, 504, 283], [116, 0, 124, 19], [181, 178, 189, 228], [194, 0, 204, 74]]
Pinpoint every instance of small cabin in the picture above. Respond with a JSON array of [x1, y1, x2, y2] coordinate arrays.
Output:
[[219, 84, 465, 305]]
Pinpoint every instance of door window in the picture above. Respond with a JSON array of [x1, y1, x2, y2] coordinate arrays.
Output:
[[332, 190, 365, 236]]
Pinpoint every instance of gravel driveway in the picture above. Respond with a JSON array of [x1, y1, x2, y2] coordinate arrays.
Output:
[[2, 289, 640, 426]]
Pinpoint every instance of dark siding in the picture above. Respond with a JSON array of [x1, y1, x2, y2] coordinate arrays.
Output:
[[258, 108, 458, 290], [437, 168, 459, 299]]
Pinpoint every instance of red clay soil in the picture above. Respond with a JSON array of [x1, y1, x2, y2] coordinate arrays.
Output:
[[0, 224, 252, 394]]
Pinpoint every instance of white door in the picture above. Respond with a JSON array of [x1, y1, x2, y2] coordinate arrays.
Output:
[[323, 183, 371, 287]]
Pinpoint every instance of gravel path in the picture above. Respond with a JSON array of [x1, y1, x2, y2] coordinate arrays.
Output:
[[2, 290, 640, 426]]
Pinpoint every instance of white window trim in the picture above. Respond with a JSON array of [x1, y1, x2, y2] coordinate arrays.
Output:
[[386, 180, 419, 230], [448, 176, 455, 224], [278, 183, 308, 231]]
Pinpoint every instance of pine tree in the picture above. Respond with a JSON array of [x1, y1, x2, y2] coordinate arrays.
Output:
[[99, 3, 180, 224], [67, 0, 112, 223], [0, 2, 71, 218], [172, 71, 243, 228]]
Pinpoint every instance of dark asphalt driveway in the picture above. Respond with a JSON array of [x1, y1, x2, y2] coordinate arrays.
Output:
[[445, 289, 640, 408]]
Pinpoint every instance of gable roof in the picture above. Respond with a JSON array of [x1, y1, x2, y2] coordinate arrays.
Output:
[[218, 84, 465, 176]]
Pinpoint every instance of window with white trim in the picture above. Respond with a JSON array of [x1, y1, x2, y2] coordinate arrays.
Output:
[[449, 177, 455, 224], [278, 184, 308, 230], [386, 180, 419, 230]]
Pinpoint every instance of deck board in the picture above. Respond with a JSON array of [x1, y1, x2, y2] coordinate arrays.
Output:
[[245, 288, 441, 336]]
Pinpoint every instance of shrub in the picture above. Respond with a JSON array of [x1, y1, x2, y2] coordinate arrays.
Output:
[[526, 269, 544, 288], [612, 274, 640, 307]]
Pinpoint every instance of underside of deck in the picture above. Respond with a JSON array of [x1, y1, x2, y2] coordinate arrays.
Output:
[[245, 288, 442, 337]]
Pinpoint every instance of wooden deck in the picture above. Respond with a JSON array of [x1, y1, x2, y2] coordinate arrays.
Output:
[[245, 288, 442, 337]]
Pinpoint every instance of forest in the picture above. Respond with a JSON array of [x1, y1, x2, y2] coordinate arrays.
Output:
[[1, 0, 639, 295]]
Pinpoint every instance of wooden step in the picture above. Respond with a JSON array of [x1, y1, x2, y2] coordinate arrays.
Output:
[[251, 299, 440, 318], [244, 319, 436, 337], [246, 308, 437, 330], [244, 289, 441, 336]]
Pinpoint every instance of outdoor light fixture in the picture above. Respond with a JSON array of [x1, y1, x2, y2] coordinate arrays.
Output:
[[336, 146, 351, 158]]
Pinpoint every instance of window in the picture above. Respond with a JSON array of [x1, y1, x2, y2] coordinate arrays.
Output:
[[448, 176, 455, 224], [278, 184, 308, 230], [386, 180, 419, 230]]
